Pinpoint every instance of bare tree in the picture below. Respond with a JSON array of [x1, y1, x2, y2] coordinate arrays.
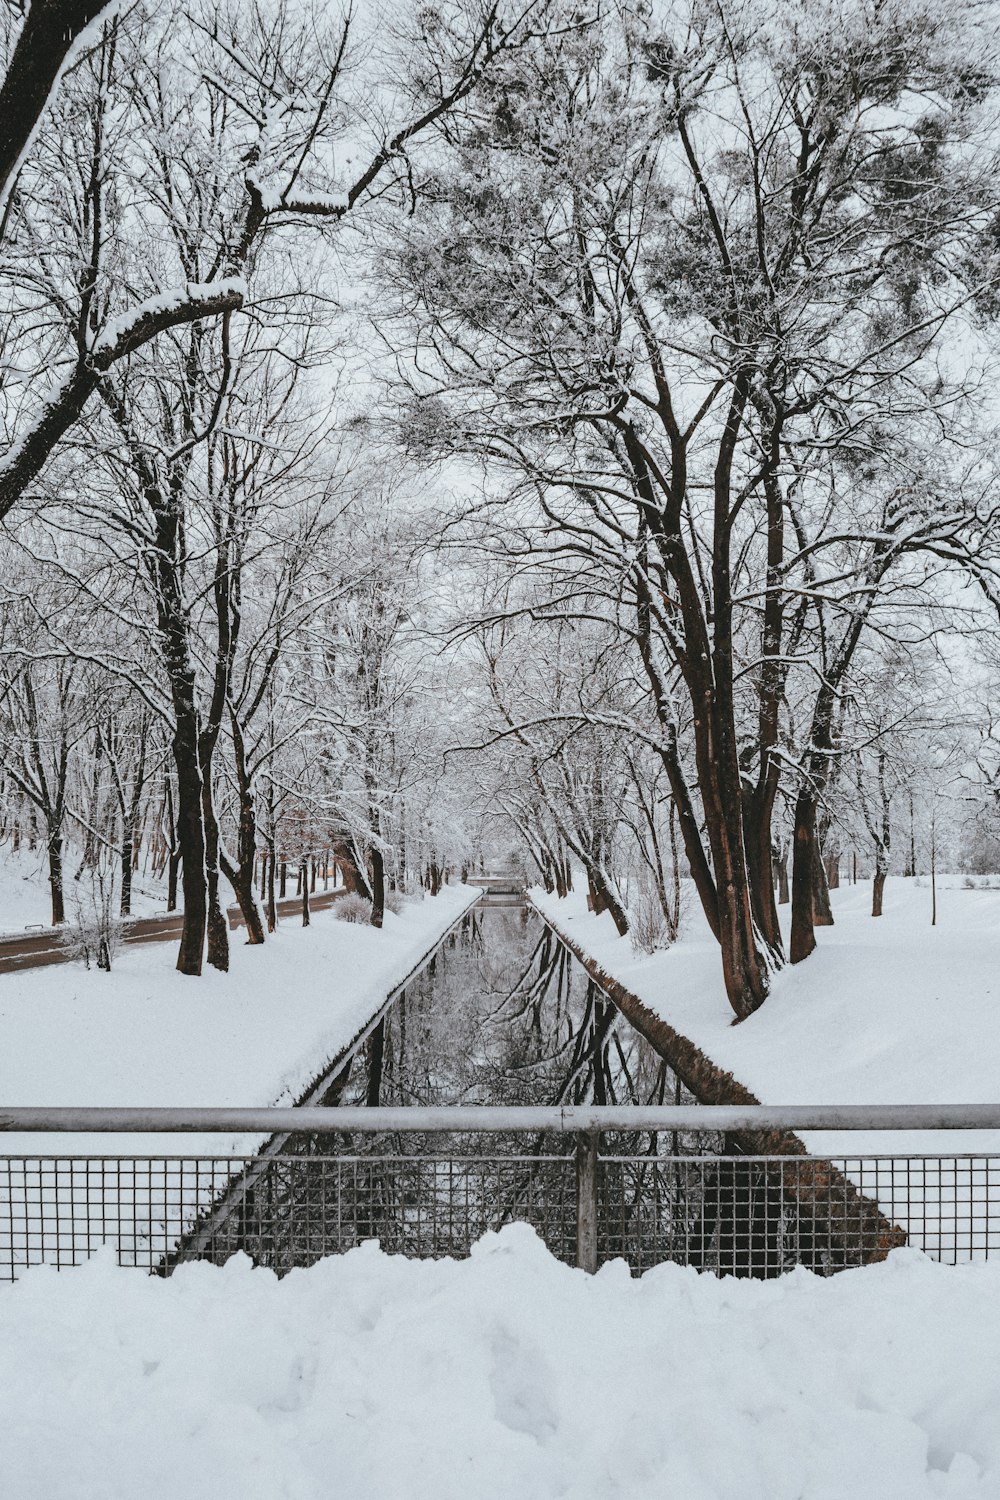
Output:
[[386, 0, 1000, 1016]]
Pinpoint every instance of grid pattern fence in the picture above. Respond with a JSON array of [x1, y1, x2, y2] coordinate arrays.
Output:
[[3, 1144, 999, 1282]]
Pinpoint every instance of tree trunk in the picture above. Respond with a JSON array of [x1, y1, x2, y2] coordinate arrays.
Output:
[[164, 776, 180, 912], [0, 0, 114, 212], [741, 784, 782, 957], [172, 712, 207, 976], [812, 840, 834, 926], [118, 740, 147, 919], [585, 864, 629, 937], [301, 862, 310, 926], [220, 713, 265, 945], [120, 832, 134, 918], [790, 790, 817, 965], [201, 777, 229, 972], [221, 848, 265, 946], [370, 845, 385, 929], [47, 828, 64, 926], [872, 867, 887, 917], [776, 845, 790, 905], [267, 841, 277, 933]]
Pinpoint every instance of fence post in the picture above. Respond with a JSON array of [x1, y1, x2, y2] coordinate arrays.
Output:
[[575, 1131, 599, 1273]]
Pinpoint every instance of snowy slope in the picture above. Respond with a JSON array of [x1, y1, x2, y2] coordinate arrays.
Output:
[[532, 878, 1000, 1168], [0, 846, 168, 933], [1, 1226, 997, 1500], [0, 885, 478, 1158]]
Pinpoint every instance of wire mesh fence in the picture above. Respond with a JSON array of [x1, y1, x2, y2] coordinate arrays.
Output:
[[2, 1145, 999, 1282]]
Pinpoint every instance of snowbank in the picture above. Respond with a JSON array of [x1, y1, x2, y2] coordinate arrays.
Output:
[[1, 1226, 996, 1499], [0, 884, 478, 1157], [532, 880, 1000, 1153]]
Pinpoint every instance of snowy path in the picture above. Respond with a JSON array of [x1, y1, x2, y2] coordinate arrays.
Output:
[[2, 1225, 997, 1500]]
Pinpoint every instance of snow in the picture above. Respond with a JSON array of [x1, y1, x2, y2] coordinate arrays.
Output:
[[90, 278, 248, 359], [0, 846, 166, 933], [282, 190, 351, 214], [0, 884, 478, 1159], [1, 1227, 998, 1499], [0, 883, 478, 1275], [532, 879, 1000, 1252]]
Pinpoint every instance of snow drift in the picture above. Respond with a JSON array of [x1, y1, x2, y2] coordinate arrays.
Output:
[[1, 1227, 997, 1499]]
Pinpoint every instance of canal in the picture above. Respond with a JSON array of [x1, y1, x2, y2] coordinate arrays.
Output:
[[176, 904, 853, 1278]]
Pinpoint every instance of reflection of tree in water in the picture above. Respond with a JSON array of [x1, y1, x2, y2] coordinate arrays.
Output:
[[352, 909, 699, 1123], [210, 911, 838, 1276]]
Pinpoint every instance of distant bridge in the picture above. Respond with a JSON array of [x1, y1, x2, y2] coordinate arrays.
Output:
[[464, 873, 526, 906]]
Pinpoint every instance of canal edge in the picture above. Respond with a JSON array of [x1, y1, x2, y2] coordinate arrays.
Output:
[[529, 894, 906, 1263]]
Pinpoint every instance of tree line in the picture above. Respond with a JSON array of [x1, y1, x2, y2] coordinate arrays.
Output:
[[4, 0, 1000, 1017]]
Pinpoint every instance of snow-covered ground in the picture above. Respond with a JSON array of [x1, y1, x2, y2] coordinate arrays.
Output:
[[0, 1226, 996, 1500], [534, 878, 1000, 1254], [0, 845, 168, 933], [533, 878, 1000, 1151], [0, 885, 478, 1273], [0, 883, 478, 1155]]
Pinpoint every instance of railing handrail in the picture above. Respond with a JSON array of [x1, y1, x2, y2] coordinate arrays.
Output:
[[3, 1104, 1000, 1134]]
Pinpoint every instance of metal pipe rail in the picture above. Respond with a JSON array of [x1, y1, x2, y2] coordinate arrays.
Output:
[[3, 1104, 1000, 1133]]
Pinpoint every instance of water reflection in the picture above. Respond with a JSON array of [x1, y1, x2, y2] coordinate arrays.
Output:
[[345, 908, 702, 1134]]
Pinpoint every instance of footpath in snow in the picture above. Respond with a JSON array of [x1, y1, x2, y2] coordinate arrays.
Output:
[[0, 883, 478, 1159], [1, 1225, 996, 1500]]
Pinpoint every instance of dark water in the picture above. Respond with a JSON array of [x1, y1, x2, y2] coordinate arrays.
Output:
[[339, 906, 702, 1129]]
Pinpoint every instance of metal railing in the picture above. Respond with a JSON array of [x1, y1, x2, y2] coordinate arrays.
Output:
[[2, 1105, 999, 1282]]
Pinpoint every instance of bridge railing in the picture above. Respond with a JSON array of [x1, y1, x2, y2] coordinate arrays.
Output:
[[2, 1105, 999, 1282]]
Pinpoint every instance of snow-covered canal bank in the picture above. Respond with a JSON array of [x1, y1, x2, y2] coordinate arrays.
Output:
[[0, 885, 479, 1157], [2, 1226, 996, 1500]]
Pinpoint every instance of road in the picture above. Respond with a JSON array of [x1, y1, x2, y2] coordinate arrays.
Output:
[[0, 888, 344, 974]]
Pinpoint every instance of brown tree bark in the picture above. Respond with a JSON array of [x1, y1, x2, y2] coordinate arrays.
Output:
[[370, 846, 385, 929], [872, 867, 887, 917], [334, 840, 369, 897], [47, 831, 65, 926], [812, 840, 834, 926], [365, 1018, 386, 1107], [626, 416, 771, 1020], [790, 788, 818, 964], [775, 844, 790, 905], [266, 842, 277, 933], [219, 711, 264, 945], [586, 865, 629, 937], [172, 711, 207, 975]]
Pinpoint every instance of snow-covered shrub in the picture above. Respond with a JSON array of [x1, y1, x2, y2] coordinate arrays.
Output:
[[335, 892, 372, 924], [385, 889, 407, 915], [628, 876, 674, 955], [64, 866, 121, 971]]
